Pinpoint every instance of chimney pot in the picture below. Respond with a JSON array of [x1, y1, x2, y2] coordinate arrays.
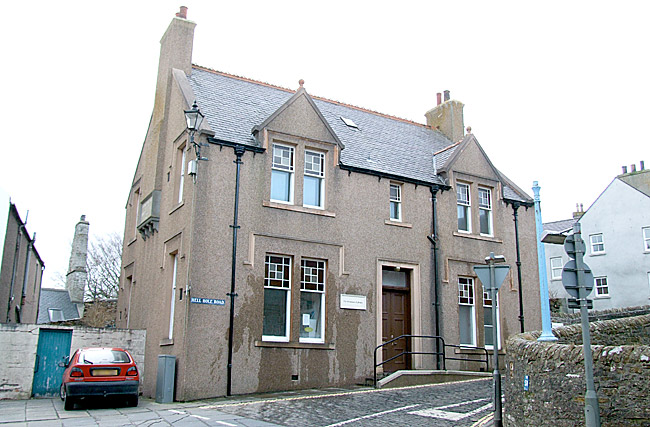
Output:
[[641, 160, 645, 170], [436, 93, 442, 105], [622, 165, 628, 174], [631, 164, 637, 172], [443, 90, 450, 102], [176, 6, 188, 19]]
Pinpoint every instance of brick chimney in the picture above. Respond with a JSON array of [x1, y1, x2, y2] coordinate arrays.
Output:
[[66, 215, 89, 317], [425, 90, 465, 142]]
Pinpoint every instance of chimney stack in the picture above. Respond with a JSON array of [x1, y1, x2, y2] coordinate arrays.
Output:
[[641, 160, 645, 171], [572, 203, 585, 220], [631, 164, 637, 172], [66, 215, 89, 318], [622, 165, 628, 174], [425, 90, 465, 142], [176, 6, 188, 19]]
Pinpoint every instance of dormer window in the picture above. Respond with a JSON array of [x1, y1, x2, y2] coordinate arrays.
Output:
[[271, 144, 294, 204], [303, 150, 325, 209]]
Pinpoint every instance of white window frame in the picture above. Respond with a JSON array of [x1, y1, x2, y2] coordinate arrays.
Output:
[[168, 254, 178, 340], [590, 233, 605, 255], [457, 183, 471, 233], [270, 144, 294, 204], [478, 187, 493, 236], [458, 277, 476, 346], [299, 259, 325, 344], [389, 183, 402, 222], [177, 146, 186, 204], [262, 255, 291, 342], [643, 227, 650, 252], [482, 290, 500, 350], [550, 257, 563, 280], [303, 150, 325, 209], [594, 276, 609, 297]]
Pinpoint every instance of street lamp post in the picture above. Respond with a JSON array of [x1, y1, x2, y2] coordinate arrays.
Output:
[[184, 100, 207, 163]]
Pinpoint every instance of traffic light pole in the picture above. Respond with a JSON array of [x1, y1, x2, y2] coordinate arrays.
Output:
[[572, 224, 601, 427]]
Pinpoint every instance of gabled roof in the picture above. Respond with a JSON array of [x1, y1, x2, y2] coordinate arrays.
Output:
[[37, 288, 80, 324], [543, 218, 576, 234], [187, 66, 452, 186], [618, 168, 650, 197]]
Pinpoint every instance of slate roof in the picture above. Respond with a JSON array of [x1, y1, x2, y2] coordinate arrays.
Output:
[[37, 288, 79, 324], [543, 218, 576, 234], [186, 65, 533, 202], [187, 67, 452, 186]]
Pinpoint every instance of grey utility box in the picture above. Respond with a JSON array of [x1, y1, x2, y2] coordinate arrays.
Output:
[[155, 354, 176, 403]]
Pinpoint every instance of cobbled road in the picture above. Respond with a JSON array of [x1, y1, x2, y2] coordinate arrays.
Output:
[[195, 378, 493, 426]]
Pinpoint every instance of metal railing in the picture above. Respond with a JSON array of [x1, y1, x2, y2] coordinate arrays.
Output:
[[373, 335, 490, 387]]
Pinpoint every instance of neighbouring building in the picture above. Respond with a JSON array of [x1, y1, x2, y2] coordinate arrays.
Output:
[[117, 8, 542, 400], [38, 215, 90, 324], [543, 162, 650, 311], [0, 194, 45, 324]]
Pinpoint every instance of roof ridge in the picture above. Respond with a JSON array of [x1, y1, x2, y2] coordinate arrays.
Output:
[[192, 64, 431, 129], [433, 140, 462, 156]]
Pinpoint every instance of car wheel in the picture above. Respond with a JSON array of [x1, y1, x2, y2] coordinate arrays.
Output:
[[60, 384, 65, 401], [127, 395, 138, 407], [63, 394, 75, 411]]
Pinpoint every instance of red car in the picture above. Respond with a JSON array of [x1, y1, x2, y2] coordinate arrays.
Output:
[[60, 347, 140, 410]]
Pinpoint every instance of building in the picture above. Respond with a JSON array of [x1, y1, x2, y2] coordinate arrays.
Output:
[[38, 216, 90, 324], [0, 195, 45, 324], [117, 8, 542, 400], [543, 162, 650, 311]]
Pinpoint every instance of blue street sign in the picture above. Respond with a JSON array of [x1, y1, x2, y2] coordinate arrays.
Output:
[[524, 375, 530, 391], [190, 297, 225, 305]]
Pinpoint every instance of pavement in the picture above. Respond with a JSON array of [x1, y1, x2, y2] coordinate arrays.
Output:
[[0, 381, 497, 426]]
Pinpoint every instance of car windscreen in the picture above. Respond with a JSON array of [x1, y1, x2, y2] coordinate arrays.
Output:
[[80, 349, 131, 364]]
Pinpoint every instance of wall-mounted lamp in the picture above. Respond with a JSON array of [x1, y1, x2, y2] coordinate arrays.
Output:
[[184, 100, 208, 162]]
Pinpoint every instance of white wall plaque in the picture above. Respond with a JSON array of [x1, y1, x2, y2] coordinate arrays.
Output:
[[340, 294, 367, 310]]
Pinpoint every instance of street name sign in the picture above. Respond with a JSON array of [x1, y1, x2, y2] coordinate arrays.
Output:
[[190, 297, 226, 305]]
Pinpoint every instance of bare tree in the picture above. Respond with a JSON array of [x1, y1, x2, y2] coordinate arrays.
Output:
[[85, 232, 123, 301]]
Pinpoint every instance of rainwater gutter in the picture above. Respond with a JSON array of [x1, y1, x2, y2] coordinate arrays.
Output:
[[427, 185, 443, 369]]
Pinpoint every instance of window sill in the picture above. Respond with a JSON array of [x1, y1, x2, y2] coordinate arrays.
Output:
[[453, 232, 503, 243], [255, 340, 335, 350], [169, 201, 185, 215], [385, 219, 412, 228], [160, 338, 174, 346], [589, 252, 606, 257], [595, 295, 610, 299], [263, 200, 336, 217]]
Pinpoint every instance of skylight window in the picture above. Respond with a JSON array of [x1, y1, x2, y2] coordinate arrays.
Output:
[[340, 116, 358, 128]]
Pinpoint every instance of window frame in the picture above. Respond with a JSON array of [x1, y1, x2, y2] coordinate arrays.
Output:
[[262, 255, 292, 342], [168, 253, 178, 340], [589, 233, 605, 255], [389, 183, 402, 222], [482, 290, 500, 350], [458, 277, 476, 346], [457, 182, 471, 233], [550, 257, 563, 280], [478, 187, 493, 236], [299, 258, 326, 344], [270, 143, 295, 205], [643, 227, 650, 252], [303, 150, 325, 209], [176, 144, 186, 204], [594, 276, 609, 297]]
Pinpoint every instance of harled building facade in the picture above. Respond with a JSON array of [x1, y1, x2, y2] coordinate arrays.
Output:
[[117, 9, 542, 400]]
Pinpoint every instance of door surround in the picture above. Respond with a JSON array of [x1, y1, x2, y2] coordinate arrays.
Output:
[[376, 260, 422, 370]]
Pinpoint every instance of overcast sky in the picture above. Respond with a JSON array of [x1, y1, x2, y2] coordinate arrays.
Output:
[[1, 1, 647, 288]]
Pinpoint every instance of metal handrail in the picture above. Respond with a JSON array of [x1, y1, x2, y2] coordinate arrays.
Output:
[[373, 335, 490, 388]]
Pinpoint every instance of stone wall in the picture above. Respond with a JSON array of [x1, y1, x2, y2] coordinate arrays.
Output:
[[504, 314, 650, 426], [0, 323, 146, 399], [552, 304, 650, 326]]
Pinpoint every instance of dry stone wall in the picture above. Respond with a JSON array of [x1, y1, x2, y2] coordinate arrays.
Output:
[[504, 314, 650, 426]]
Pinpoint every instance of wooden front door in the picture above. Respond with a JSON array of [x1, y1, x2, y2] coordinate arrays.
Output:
[[381, 268, 411, 373]]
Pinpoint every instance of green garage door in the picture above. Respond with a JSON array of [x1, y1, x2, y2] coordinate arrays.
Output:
[[32, 329, 72, 397]]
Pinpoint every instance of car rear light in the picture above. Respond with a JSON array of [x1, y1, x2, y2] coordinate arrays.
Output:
[[70, 367, 84, 377], [126, 366, 138, 376]]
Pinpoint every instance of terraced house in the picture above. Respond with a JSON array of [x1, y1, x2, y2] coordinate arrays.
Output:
[[117, 8, 542, 400]]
